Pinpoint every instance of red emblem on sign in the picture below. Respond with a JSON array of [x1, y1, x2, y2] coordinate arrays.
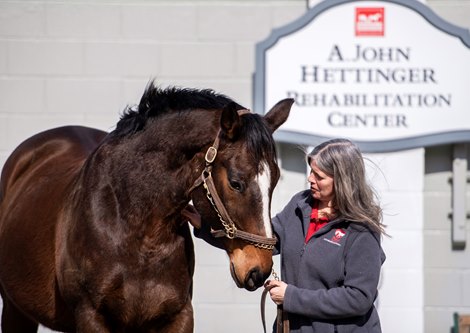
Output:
[[355, 7, 385, 37]]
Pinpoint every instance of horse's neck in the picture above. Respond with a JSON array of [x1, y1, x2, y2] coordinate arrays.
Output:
[[77, 114, 218, 224]]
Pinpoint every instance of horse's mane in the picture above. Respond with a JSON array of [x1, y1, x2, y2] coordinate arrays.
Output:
[[238, 114, 278, 169], [111, 83, 237, 138], [110, 83, 277, 165]]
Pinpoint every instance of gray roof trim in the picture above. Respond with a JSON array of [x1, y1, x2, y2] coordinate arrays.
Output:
[[274, 130, 470, 153]]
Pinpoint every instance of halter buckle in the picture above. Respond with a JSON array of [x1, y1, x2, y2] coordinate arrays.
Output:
[[205, 146, 217, 164]]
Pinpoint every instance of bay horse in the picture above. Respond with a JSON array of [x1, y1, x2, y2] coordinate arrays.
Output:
[[0, 83, 293, 332]]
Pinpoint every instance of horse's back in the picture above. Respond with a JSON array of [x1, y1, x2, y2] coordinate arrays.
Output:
[[1, 126, 107, 199], [0, 125, 107, 330]]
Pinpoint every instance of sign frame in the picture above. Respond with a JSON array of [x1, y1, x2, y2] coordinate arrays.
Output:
[[254, 0, 470, 152]]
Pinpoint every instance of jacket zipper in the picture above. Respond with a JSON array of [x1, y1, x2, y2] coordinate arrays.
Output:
[[300, 243, 307, 257]]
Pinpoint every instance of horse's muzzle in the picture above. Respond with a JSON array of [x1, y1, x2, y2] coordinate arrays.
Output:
[[244, 266, 269, 291], [228, 247, 273, 291]]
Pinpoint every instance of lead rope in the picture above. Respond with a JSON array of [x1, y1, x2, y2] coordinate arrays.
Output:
[[261, 269, 289, 333]]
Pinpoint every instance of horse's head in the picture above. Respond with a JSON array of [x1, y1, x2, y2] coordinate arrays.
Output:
[[191, 98, 293, 291]]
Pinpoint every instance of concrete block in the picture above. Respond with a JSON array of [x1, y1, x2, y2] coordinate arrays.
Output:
[[196, 80, 251, 107], [45, 79, 121, 116], [0, 78, 45, 114], [193, 236, 230, 267], [193, 265, 239, 304], [121, 4, 197, 41], [84, 42, 160, 77], [197, 5, 272, 42], [159, 43, 234, 77], [380, 192, 423, 230], [0, 115, 7, 150], [272, 4, 305, 28], [423, 192, 452, 230], [194, 303, 274, 333], [83, 114, 118, 133], [6, 114, 84, 151], [7, 40, 83, 75], [0, 3, 45, 37], [382, 230, 423, 269], [462, 271, 470, 305], [46, 3, 120, 39], [424, 231, 470, 268], [235, 43, 255, 76], [424, 269, 462, 306], [121, 79, 152, 109], [0, 153, 8, 173], [424, 308, 460, 333], [0, 41, 6, 73], [428, 3, 470, 30], [379, 268, 423, 307], [424, 171, 452, 192], [365, 148, 425, 192], [379, 308, 423, 333]]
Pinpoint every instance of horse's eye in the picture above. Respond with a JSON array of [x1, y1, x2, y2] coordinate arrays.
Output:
[[229, 180, 244, 192]]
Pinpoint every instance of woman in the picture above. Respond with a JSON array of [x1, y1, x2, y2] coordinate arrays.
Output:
[[265, 138, 386, 333]]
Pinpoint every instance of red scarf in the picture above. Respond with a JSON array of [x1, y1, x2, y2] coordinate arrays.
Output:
[[305, 200, 330, 243]]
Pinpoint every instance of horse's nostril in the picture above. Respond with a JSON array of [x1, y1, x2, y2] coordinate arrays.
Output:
[[245, 267, 264, 291]]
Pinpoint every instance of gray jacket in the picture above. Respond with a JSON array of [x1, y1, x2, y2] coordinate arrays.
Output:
[[273, 190, 385, 333]]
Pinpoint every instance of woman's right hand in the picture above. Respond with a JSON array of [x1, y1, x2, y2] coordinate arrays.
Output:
[[265, 279, 288, 305]]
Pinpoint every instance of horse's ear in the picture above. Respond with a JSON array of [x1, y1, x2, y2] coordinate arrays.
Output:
[[220, 102, 242, 140], [264, 98, 294, 133]]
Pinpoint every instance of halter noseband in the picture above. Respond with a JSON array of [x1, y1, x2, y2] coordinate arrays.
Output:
[[188, 109, 277, 250]]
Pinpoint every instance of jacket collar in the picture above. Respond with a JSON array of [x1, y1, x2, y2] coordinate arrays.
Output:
[[297, 191, 345, 238]]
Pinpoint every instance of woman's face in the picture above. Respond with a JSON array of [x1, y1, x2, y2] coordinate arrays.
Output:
[[308, 160, 334, 204]]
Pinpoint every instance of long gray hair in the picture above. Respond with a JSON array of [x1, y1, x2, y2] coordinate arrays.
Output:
[[308, 138, 386, 235]]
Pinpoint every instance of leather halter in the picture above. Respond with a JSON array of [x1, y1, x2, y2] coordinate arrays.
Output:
[[188, 109, 277, 250]]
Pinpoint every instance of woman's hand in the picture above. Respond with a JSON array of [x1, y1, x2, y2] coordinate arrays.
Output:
[[181, 204, 202, 229], [265, 279, 287, 305]]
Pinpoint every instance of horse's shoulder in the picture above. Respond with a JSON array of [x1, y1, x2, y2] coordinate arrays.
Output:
[[1, 126, 107, 194], [35, 125, 107, 146], [14, 125, 106, 157]]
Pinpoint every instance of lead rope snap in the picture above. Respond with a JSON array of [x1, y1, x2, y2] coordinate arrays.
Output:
[[271, 268, 280, 281]]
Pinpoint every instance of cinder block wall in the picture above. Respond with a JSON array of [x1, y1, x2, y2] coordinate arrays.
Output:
[[0, 1, 469, 333]]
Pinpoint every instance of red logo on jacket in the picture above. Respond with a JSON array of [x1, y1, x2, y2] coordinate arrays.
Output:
[[323, 228, 347, 246], [331, 229, 346, 242]]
